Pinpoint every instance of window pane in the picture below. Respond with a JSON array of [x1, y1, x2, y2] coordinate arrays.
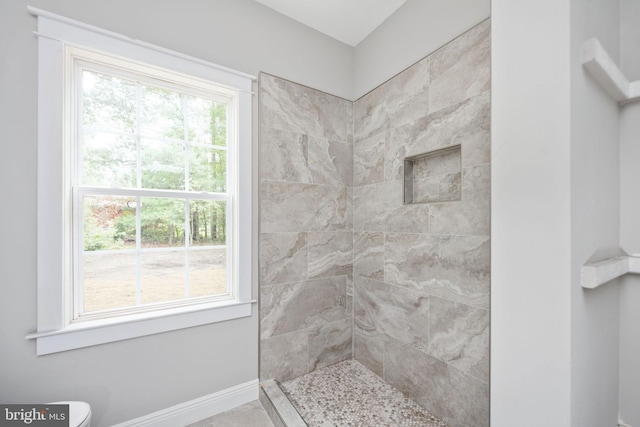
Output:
[[211, 102, 227, 147], [188, 97, 227, 147], [140, 250, 185, 304], [140, 86, 183, 140], [189, 147, 226, 192], [141, 139, 185, 190], [82, 131, 136, 188], [140, 197, 185, 248], [82, 252, 137, 312], [188, 96, 213, 144], [82, 70, 136, 133], [83, 195, 136, 251], [189, 248, 227, 298], [189, 200, 226, 246], [81, 194, 137, 313]]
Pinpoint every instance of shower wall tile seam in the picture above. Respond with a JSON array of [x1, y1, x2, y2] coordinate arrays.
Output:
[[351, 178, 402, 189], [260, 274, 352, 287], [260, 317, 353, 341], [351, 313, 356, 360], [379, 271, 490, 310], [261, 126, 352, 145], [260, 231, 311, 235], [377, 289, 490, 312], [263, 315, 352, 340], [305, 328, 311, 378], [460, 163, 491, 175], [308, 272, 355, 282], [350, 155, 356, 361], [353, 274, 488, 311], [418, 297, 489, 376], [460, 160, 491, 168], [260, 276, 350, 336], [353, 129, 389, 144], [377, 330, 490, 386], [260, 328, 310, 342], [352, 176, 487, 192], [260, 124, 351, 143], [410, 231, 491, 237], [381, 94, 487, 131], [416, 337, 490, 386], [354, 232, 490, 242], [380, 230, 490, 238], [352, 115, 390, 144], [260, 178, 351, 190], [306, 232, 310, 290]]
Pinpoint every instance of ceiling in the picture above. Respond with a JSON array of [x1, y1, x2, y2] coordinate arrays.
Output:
[[252, 0, 408, 47]]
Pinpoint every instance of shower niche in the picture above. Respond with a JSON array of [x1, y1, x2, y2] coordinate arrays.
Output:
[[403, 144, 462, 204]]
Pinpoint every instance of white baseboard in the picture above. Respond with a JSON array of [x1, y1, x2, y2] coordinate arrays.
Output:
[[112, 379, 259, 427], [619, 421, 633, 427]]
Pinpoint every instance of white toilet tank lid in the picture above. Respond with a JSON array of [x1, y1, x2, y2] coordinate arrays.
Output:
[[49, 401, 91, 425]]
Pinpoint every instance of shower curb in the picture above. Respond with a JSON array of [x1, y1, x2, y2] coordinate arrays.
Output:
[[260, 380, 308, 427]]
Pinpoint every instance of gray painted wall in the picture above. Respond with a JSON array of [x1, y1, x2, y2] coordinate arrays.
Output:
[[0, 0, 353, 425], [18, 0, 354, 98], [619, 0, 640, 425], [492, 0, 625, 426], [353, 0, 490, 99], [570, 0, 621, 425], [491, 0, 573, 425]]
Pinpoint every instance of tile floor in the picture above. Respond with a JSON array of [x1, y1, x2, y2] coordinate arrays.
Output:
[[186, 400, 275, 427], [280, 359, 448, 427]]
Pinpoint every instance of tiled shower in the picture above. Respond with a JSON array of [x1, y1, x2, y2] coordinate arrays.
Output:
[[259, 19, 490, 427]]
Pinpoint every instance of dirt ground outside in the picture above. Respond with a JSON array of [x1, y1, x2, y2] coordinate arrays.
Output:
[[82, 248, 227, 313]]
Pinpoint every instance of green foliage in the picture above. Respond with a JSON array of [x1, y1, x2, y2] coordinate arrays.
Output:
[[81, 71, 229, 250], [83, 197, 129, 251], [83, 216, 110, 251], [113, 202, 136, 245], [190, 200, 226, 245], [140, 198, 184, 246]]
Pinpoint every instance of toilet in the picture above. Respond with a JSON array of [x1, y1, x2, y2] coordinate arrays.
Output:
[[50, 401, 91, 427]]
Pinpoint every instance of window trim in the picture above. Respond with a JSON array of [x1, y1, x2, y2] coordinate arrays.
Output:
[[27, 7, 255, 355]]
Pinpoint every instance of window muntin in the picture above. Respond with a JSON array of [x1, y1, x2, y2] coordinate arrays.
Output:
[[70, 47, 238, 321]]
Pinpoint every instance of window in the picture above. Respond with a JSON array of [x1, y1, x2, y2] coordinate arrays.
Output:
[[28, 7, 254, 355], [73, 47, 237, 319]]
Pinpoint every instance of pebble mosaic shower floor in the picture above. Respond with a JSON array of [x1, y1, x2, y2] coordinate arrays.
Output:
[[280, 360, 448, 427]]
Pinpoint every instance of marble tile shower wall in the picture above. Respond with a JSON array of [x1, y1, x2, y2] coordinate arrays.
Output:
[[259, 73, 354, 383], [353, 20, 490, 427], [259, 18, 490, 427]]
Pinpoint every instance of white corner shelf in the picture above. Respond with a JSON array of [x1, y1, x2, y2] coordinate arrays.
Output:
[[582, 38, 640, 104], [582, 255, 640, 289]]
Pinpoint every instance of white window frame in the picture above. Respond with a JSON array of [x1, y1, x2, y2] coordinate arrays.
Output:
[[27, 7, 255, 355]]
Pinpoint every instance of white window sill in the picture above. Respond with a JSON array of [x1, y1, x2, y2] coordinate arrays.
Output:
[[26, 299, 256, 355]]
